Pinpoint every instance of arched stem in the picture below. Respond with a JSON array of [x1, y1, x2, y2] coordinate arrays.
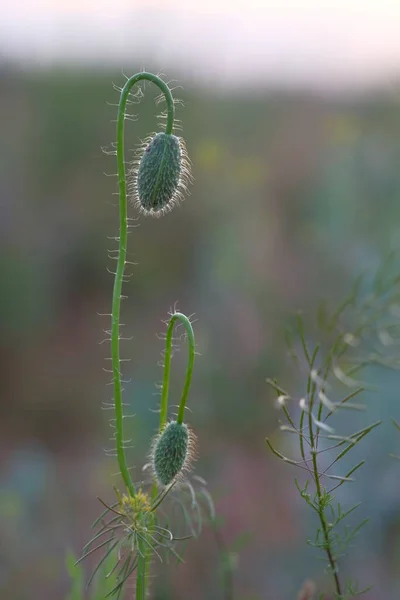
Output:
[[159, 312, 196, 430], [112, 73, 175, 498]]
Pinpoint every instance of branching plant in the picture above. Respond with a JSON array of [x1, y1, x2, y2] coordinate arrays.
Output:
[[75, 73, 213, 599], [267, 260, 400, 599]]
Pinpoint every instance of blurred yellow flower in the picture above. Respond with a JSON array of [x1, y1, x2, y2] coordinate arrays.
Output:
[[195, 139, 225, 170], [328, 114, 360, 144]]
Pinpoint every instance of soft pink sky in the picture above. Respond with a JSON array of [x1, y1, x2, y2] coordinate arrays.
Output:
[[2, 0, 400, 90]]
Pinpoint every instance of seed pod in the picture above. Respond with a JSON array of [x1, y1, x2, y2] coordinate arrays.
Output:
[[132, 132, 191, 217], [151, 421, 195, 486]]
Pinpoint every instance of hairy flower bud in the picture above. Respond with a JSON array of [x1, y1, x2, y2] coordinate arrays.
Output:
[[151, 421, 195, 486], [132, 132, 191, 217]]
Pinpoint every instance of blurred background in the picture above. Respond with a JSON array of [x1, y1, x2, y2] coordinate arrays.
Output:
[[2, 1, 400, 599]]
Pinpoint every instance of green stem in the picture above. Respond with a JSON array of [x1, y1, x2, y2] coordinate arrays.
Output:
[[136, 537, 150, 600], [113, 72, 175, 497], [159, 312, 196, 430], [311, 449, 342, 597], [306, 358, 342, 597], [143, 312, 195, 598], [300, 336, 342, 596]]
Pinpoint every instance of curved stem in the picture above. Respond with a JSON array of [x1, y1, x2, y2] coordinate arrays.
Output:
[[159, 312, 196, 430], [113, 73, 175, 497], [148, 311, 195, 590]]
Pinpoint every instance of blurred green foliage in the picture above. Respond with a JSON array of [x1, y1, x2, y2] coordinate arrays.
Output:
[[66, 549, 120, 600]]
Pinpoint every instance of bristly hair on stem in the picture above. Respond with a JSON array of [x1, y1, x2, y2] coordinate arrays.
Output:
[[111, 73, 193, 598], [111, 72, 192, 499], [78, 73, 198, 600], [150, 310, 197, 487], [266, 260, 400, 599]]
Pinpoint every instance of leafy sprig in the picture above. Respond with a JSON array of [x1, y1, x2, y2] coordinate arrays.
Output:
[[267, 260, 400, 598]]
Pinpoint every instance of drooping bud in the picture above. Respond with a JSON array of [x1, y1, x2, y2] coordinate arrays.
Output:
[[151, 421, 195, 486], [133, 132, 190, 217]]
